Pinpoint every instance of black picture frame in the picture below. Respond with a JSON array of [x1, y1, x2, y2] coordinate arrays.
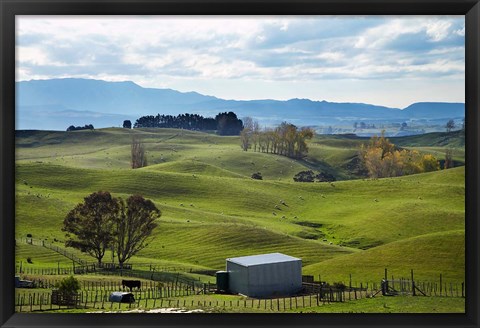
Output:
[[1, 0, 479, 327]]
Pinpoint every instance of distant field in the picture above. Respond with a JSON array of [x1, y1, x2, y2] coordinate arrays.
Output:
[[15, 128, 465, 286]]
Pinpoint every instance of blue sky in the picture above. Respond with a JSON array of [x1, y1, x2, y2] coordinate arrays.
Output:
[[16, 15, 465, 108]]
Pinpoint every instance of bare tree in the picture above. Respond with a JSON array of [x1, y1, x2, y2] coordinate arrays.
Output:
[[240, 128, 251, 151], [131, 136, 147, 169], [251, 120, 260, 152], [445, 119, 456, 133], [240, 117, 260, 152]]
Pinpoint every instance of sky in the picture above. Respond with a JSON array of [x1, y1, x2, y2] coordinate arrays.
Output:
[[16, 15, 465, 109]]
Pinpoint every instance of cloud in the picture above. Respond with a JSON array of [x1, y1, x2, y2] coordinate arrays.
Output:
[[15, 15, 464, 106]]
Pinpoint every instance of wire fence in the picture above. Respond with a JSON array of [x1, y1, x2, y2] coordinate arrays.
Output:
[[16, 238, 215, 276], [18, 238, 88, 266], [15, 287, 347, 313]]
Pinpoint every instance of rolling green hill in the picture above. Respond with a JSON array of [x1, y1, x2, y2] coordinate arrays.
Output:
[[303, 230, 465, 282], [15, 128, 465, 282]]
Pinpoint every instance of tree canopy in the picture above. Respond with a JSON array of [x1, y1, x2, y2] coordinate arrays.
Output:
[[114, 195, 160, 268], [134, 113, 216, 130], [62, 191, 160, 267], [66, 124, 94, 131], [62, 191, 118, 265], [123, 120, 132, 129], [360, 131, 440, 178], [240, 121, 315, 159], [133, 112, 244, 135], [216, 112, 243, 136]]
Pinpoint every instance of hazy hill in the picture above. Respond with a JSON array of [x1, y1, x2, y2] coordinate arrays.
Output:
[[16, 78, 465, 131]]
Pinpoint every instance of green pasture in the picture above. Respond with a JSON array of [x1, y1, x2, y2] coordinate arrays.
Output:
[[286, 296, 465, 313], [15, 243, 75, 268], [15, 128, 465, 285], [20, 294, 465, 314], [303, 230, 465, 282]]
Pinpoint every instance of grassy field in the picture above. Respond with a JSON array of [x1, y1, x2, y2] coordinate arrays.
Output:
[[17, 293, 465, 314], [14, 128, 465, 312]]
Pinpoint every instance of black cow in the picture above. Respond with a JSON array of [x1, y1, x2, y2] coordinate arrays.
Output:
[[122, 279, 141, 291]]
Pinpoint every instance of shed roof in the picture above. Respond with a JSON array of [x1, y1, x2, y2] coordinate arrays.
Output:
[[227, 252, 301, 267]]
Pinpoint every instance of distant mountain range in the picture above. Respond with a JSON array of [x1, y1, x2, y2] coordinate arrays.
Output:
[[16, 78, 465, 133]]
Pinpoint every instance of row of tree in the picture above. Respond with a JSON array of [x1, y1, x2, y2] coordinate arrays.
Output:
[[62, 191, 160, 268], [240, 119, 315, 159], [66, 124, 94, 131], [360, 131, 440, 178], [133, 112, 243, 136]]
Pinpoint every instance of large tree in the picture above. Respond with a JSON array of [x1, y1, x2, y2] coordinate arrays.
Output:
[[216, 112, 243, 136], [123, 120, 132, 129], [62, 191, 118, 265], [114, 195, 160, 269], [63, 192, 160, 268]]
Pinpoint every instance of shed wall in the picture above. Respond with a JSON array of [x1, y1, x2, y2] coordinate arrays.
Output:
[[226, 261, 249, 296], [247, 260, 302, 297], [226, 259, 302, 298]]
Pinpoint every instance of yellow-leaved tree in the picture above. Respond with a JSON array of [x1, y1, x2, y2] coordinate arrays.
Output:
[[360, 131, 440, 178]]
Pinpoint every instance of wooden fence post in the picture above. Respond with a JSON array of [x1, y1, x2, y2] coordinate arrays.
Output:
[[440, 274, 443, 296], [411, 270, 416, 296]]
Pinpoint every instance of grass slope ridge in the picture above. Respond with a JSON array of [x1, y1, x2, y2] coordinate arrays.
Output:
[[303, 230, 465, 282]]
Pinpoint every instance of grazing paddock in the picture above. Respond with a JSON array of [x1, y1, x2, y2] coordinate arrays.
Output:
[[15, 289, 465, 313], [15, 267, 465, 314]]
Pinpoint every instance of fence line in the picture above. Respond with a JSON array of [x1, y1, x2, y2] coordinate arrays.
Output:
[[16, 243, 465, 302], [15, 289, 344, 313], [17, 238, 213, 276], [97, 268, 207, 290], [17, 238, 88, 266], [15, 277, 465, 313]]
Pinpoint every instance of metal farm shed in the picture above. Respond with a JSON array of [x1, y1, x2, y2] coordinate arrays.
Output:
[[226, 253, 302, 298]]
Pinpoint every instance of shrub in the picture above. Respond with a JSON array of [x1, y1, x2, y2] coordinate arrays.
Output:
[[293, 170, 315, 182], [315, 172, 336, 182], [251, 172, 263, 180], [294, 170, 336, 182], [26, 257, 33, 264], [55, 276, 80, 294], [26, 234, 32, 238]]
